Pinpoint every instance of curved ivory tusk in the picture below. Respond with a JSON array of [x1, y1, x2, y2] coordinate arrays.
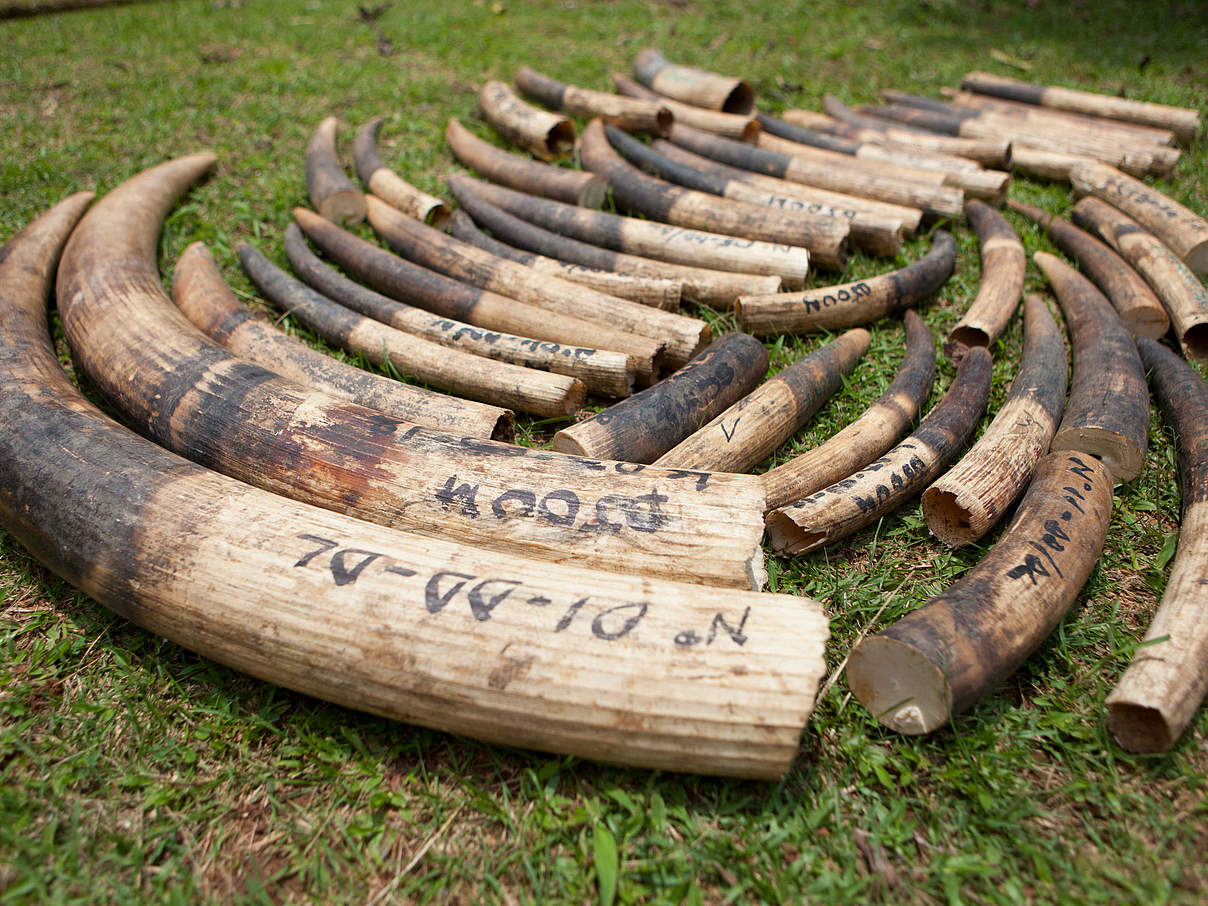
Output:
[[352, 117, 450, 228], [1035, 251, 1149, 481], [946, 200, 1025, 356], [1070, 162, 1208, 278], [847, 451, 1114, 735], [552, 333, 770, 464], [585, 121, 849, 270], [766, 345, 992, 555], [735, 231, 956, 336], [447, 209, 683, 311], [923, 296, 1068, 547], [653, 329, 870, 473], [364, 193, 709, 368], [668, 122, 965, 220], [446, 175, 781, 307], [612, 72, 759, 141], [477, 80, 574, 161], [53, 155, 773, 590], [445, 173, 806, 291], [609, 126, 903, 257], [1106, 338, 1208, 752], [632, 48, 754, 115], [305, 116, 366, 226], [757, 130, 950, 187], [172, 242, 513, 439], [760, 311, 936, 511], [445, 118, 606, 207], [5, 193, 829, 778], [237, 241, 599, 410], [291, 210, 658, 380], [1008, 199, 1169, 339], [515, 66, 671, 136]]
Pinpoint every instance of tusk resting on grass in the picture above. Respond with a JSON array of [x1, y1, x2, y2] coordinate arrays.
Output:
[[353, 117, 450, 228], [477, 80, 574, 162], [847, 451, 1114, 735], [515, 66, 672, 136], [4, 192, 829, 778], [922, 296, 1067, 547], [946, 200, 1025, 357], [631, 48, 754, 115], [735, 231, 955, 336], [305, 116, 366, 226], [172, 242, 513, 439], [612, 72, 759, 141]]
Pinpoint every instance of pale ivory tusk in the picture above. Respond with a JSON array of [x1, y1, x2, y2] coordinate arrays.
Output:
[[364, 193, 708, 369], [291, 210, 659, 381], [477, 80, 574, 162], [612, 72, 759, 142], [53, 155, 772, 590], [1069, 161, 1208, 277], [352, 117, 450, 228], [582, 120, 849, 271], [5, 192, 829, 778], [1106, 338, 1208, 752], [757, 130, 950, 186], [445, 118, 606, 207], [607, 126, 902, 257], [305, 116, 366, 226], [1035, 251, 1149, 481], [445, 174, 806, 291], [1007, 199, 1169, 339], [445, 174, 782, 308], [760, 311, 936, 511], [847, 451, 1114, 735], [446, 209, 683, 311], [515, 67, 671, 136], [653, 329, 870, 473], [946, 200, 1025, 356], [765, 346, 992, 555], [172, 242, 513, 440], [632, 48, 754, 114], [735, 232, 955, 336], [236, 241, 598, 411], [552, 333, 770, 464], [1071, 197, 1208, 360], [922, 296, 1068, 547]]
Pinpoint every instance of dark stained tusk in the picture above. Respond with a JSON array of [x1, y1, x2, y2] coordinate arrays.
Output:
[[847, 451, 1114, 735], [172, 242, 513, 439], [514, 66, 672, 136], [445, 174, 783, 308], [1069, 161, 1208, 277], [1035, 251, 1149, 482], [735, 231, 955, 336], [552, 333, 770, 463], [654, 329, 870, 473], [760, 311, 936, 511], [923, 297, 1068, 547], [445, 118, 606, 207], [1071, 197, 1208, 359], [612, 72, 759, 141], [1007, 199, 1169, 339], [446, 209, 683, 311], [583, 120, 850, 271], [477, 80, 575, 161], [305, 116, 366, 226], [946, 200, 1025, 357], [1106, 338, 1208, 752], [4, 192, 830, 778], [291, 210, 657, 381], [352, 117, 450, 228], [758, 130, 952, 186], [237, 241, 597, 412], [364, 193, 709, 368], [632, 48, 754, 115]]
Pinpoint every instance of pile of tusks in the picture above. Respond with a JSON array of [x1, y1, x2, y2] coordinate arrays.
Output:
[[2, 50, 1206, 775]]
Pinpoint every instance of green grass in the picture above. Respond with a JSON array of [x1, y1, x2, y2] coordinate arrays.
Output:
[[2, 0, 1207, 902]]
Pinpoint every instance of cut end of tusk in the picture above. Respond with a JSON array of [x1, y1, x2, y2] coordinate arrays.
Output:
[[1106, 701, 1176, 754], [846, 635, 953, 735]]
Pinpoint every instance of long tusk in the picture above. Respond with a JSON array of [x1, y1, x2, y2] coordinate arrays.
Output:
[[305, 116, 367, 226], [632, 48, 754, 115], [352, 117, 450, 228], [515, 66, 671, 136], [477, 80, 574, 161], [172, 242, 513, 439], [612, 72, 758, 141], [946, 200, 1025, 357], [5, 192, 829, 778], [923, 296, 1067, 547]]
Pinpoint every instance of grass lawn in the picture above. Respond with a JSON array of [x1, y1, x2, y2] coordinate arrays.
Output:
[[1, 0, 1206, 902]]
